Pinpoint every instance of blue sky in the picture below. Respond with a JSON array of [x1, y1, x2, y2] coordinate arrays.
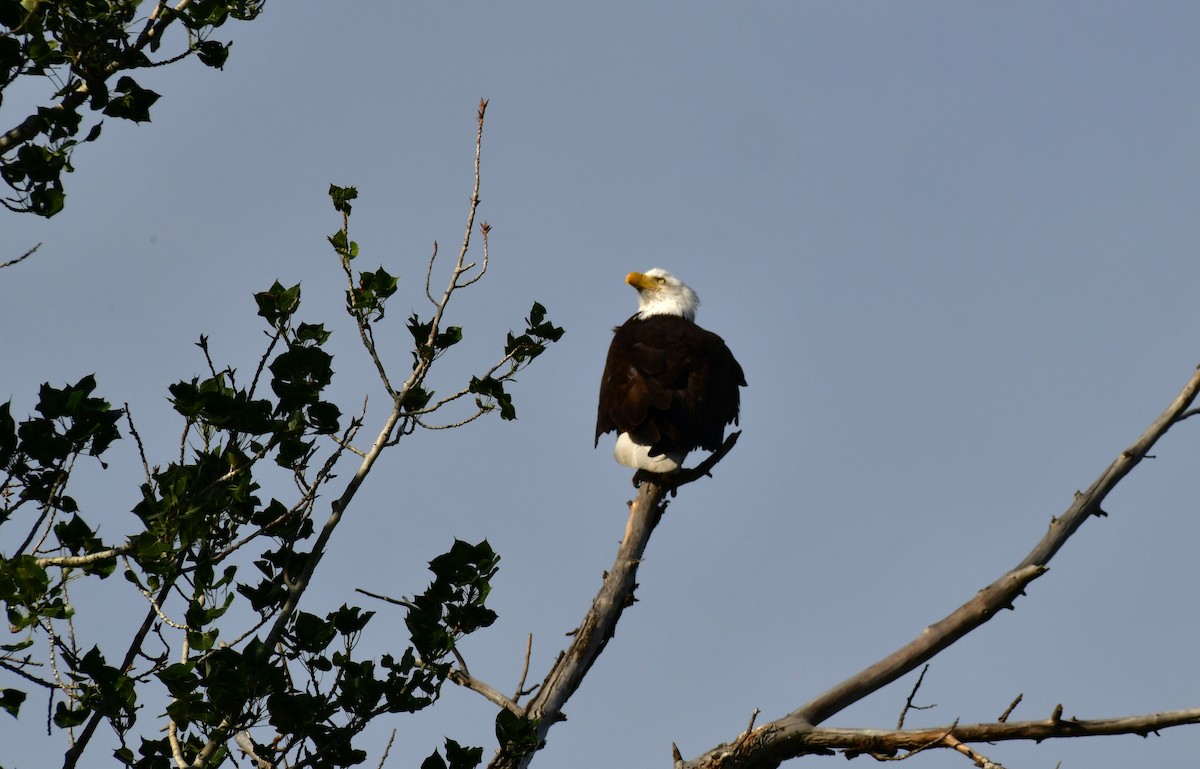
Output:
[[4, 4, 1200, 767]]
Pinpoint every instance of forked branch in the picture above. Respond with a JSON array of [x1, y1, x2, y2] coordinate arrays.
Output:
[[678, 364, 1200, 769]]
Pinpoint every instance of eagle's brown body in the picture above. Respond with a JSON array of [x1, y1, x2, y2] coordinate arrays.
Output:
[[596, 308, 745, 470]]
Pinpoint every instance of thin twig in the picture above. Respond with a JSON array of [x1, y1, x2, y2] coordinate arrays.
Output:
[[376, 729, 398, 769], [425, 241, 440, 306], [456, 222, 491, 289], [998, 693, 1023, 723], [513, 633, 534, 702], [0, 658, 55, 689], [0, 242, 40, 269], [898, 665, 933, 729], [942, 733, 1005, 769], [124, 406, 153, 484], [354, 587, 415, 610]]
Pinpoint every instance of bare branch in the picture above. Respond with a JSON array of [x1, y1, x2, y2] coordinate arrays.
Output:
[[680, 364, 1200, 769], [0, 242, 40, 269], [354, 587, 415, 610], [234, 731, 273, 769], [424, 241, 440, 306], [804, 707, 1200, 757], [513, 633, 534, 703], [1015, 364, 1200, 570], [484, 420, 741, 767], [488, 480, 670, 769], [0, 657, 56, 690], [998, 693, 1022, 723], [456, 221, 491, 289], [897, 665, 932, 729], [792, 564, 1047, 731], [942, 734, 1005, 769], [414, 408, 490, 430], [35, 546, 130, 568], [653, 431, 742, 491], [447, 667, 521, 714], [376, 729, 397, 769], [124, 406, 153, 484]]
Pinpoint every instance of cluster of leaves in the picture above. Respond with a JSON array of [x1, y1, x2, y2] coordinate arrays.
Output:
[[407, 541, 540, 768], [406, 539, 499, 670], [0, 0, 264, 215], [469, 302, 565, 421], [1, 181, 563, 768], [0, 291, 440, 766], [0, 377, 124, 721]]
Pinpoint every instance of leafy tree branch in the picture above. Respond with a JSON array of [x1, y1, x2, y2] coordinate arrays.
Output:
[[1, 101, 564, 769], [1, 0, 263, 215]]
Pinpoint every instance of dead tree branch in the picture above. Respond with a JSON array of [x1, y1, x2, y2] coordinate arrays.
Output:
[[679, 364, 1200, 769], [489, 478, 669, 769], [793, 707, 1200, 758]]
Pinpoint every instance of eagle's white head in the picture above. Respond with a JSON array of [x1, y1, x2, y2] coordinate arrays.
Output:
[[626, 268, 700, 321]]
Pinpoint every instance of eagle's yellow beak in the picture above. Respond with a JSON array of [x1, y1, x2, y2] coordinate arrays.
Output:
[[626, 272, 655, 290]]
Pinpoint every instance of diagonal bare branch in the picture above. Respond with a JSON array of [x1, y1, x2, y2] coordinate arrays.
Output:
[[795, 706, 1200, 758], [500, 480, 668, 768], [680, 364, 1200, 769]]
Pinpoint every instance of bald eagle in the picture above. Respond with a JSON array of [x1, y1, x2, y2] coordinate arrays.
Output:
[[595, 269, 746, 474]]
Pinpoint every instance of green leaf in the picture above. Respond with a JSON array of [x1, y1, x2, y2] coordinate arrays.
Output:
[[328, 229, 350, 255], [292, 611, 337, 653], [195, 39, 230, 69], [421, 752, 448, 769], [0, 555, 50, 629], [406, 540, 500, 661], [331, 604, 374, 635], [0, 688, 26, 718], [445, 739, 484, 769], [295, 322, 331, 345], [348, 268, 398, 320], [0, 638, 33, 653], [186, 628, 219, 652], [269, 345, 334, 410], [468, 376, 515, 420], [31, 185, 65, 217], [53, 701, 89, 728], [254, 280, 301, 327], [495, 708, 540, 760], [435, 326, 462, 351], [157, 663, 199, 698], [0, 401, 17, 469], [102, 76, 161, 123], [401, 385, 433, 412], [54, 514, 99, 554], [504, 302, 565, 364], [305, 400, 341, 434], [329, 184, 358, 214]]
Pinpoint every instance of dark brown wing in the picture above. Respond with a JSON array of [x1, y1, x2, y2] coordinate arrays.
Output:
[[596, 314, 745, 456]]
